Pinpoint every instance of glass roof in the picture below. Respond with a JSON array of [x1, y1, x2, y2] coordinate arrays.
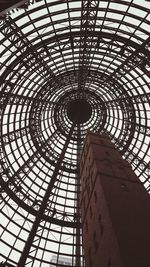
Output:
[[0, 0, 150, 266]]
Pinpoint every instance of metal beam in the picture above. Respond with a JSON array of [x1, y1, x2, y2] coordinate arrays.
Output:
[[78, 1, 99, 91], [17, 123, 75, 267], [0, 0, 29, 16]]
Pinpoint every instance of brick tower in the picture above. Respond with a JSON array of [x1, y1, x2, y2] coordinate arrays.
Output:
[[80, 132, 150, 267]]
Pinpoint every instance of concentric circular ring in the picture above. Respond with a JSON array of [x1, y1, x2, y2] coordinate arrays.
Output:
[[0, 1, 150, 266]]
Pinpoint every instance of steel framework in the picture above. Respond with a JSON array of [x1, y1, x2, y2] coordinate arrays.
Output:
[[0, 0, 150, 267]]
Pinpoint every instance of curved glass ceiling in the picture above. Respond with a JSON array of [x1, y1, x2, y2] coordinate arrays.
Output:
[[0, 0, 150, 266]]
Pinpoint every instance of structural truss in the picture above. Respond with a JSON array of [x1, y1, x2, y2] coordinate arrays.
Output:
[[0, 0, 150, 266]]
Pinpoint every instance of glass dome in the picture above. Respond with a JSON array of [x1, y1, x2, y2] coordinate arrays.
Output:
[[0, 0, 150, 266]]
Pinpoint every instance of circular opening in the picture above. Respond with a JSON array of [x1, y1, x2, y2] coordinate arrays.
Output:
[[67, 99, 92, 123]]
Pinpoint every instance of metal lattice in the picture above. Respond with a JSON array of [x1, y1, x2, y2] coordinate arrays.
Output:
[[0, 0, 150, 266]]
